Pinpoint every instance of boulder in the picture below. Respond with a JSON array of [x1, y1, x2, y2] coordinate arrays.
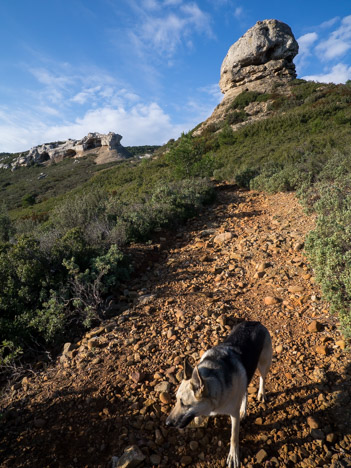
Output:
[[193, 19, 299, 136], [116, 445, 145, 468], [220, 19, 298, 96], [10, 132, 131, 169]]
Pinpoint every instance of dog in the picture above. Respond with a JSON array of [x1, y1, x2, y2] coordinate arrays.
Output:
[[166, 320, 272, 468]]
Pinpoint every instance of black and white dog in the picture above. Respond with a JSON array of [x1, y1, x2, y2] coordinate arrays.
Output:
[[166, 320, 273, 468]]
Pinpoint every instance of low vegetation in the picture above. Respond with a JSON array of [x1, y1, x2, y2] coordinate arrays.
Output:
[[2, 78, 351, 369], [165, 80, 351, 337], [125, 145, 161, 156]]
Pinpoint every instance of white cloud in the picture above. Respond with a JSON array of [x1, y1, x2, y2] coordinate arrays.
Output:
[[298, 32, 318, 51], [125, 1, 213, 59], [142, 0, 159, 9], [163, 0, 183, 5], [0, 100, 197, 152], [296, 32, 318, 71], [198, 83, 222, 102], [316, 15, 351, 60], [71, 86, 102, 105], [234, 7, 243, 18], [320, 17, 340, 29], [302, 63, 351, 84], [29, 68, 73, 88]]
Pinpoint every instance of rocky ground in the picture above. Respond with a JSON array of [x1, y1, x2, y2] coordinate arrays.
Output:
[[1, 185, 350, 468]]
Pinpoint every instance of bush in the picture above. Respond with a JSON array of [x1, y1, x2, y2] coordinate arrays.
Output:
[[250, 165, 308, 193], [226, 110, 247, 125], [0, 173, 215, 367], [0, 205, 13, 242], [230, 91, 262, 109], [235, 168, 259, 189], [305, 183, 351, 336], [165, 132, 215, 178], [22, 193, 36, 207], [218, 124, 237, 146]]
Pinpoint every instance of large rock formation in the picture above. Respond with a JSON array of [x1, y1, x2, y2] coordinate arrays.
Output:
[[8, 132, 131, 169], [220, 19, 298, 99], [193, 19, 299, 135]]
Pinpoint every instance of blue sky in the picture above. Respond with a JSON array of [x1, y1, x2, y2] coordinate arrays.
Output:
[[1, 0, 351, 152]]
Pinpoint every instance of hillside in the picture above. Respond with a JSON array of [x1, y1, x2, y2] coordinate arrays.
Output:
[[1, 80, 351, 370], [1, 17, 351, 468], [1, 185, 350, 467]]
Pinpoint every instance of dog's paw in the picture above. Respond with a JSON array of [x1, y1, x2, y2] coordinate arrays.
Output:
[[239, 408, 246, 420], [257, 393, 267, 408], [227, 450, 239, 468]]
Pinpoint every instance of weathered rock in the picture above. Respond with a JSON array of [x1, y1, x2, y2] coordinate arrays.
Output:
[[335, 340, 346, 350], [130, 372, 145, 384], [308, 320, 323, 333], [256, 449, 268, 463], [62, 342, 74, 355], [9, 132, 131, 169], [264, 296, 279, 305], [195, 19, 299, 136], [307, 416, 320, 429], [116, 445, 145, 468], [159, 392, 172, 404], [315, 345, 328, 355], [220, 19, 298, 96], [288, 285, 304, 293], [213, 232, 233, 244], [154, 382, 171, 393]]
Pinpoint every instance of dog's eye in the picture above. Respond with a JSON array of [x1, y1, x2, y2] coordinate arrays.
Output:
[[180, 399, 186, 408]]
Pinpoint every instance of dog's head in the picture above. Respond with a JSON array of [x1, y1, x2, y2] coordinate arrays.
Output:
[[166, 359, 213, 429]]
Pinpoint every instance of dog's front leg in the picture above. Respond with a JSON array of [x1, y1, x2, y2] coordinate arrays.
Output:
[[240, 392, 247, 419], [227, 413, 240, 468]]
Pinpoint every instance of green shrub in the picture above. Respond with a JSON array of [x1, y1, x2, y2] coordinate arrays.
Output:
[[165, 132, 215, 178], [250, 164, 309, 193], [230, 91, 262, 109], [0, 205, 13, 242], [235, 168, 259, 189], [305, 184, 351, 336], [226, 110, 247, 125], [218, 124, 237, 146], [22, 193, 36, 207]]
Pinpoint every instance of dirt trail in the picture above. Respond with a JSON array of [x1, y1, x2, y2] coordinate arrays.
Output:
[[1, 186, 350, 468]]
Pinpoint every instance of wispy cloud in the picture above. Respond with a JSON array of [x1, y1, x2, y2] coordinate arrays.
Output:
[[302, 63, 351, 84], [198, 83, 222, 102], [296, 32, 318, 71], [128, 2, 213, 58], [316, 15, 351, 60], [320, 17, 340, 29], [234, 7, 243, 18], [296, 15, 351, 83]]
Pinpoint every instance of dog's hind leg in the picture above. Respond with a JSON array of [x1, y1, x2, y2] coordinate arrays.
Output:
[[240, 391, 247, 419], [257, 333, 273, 403], [227, 412, 240, 468]]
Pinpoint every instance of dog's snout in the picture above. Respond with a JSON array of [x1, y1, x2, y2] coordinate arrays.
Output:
[[165, 417, 173, 427]]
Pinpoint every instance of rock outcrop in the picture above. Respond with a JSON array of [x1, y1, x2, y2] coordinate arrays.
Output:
[[220, 19, 298, 100], [8, 132, 131, 169], [193, 20, 299, 136]]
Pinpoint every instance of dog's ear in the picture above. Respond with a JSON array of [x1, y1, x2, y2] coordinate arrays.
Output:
[[183, 358, 193, 380], [191, 366, 207, 398]]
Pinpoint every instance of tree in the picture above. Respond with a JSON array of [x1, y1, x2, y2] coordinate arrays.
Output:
[[166, 132, 206, 178]]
